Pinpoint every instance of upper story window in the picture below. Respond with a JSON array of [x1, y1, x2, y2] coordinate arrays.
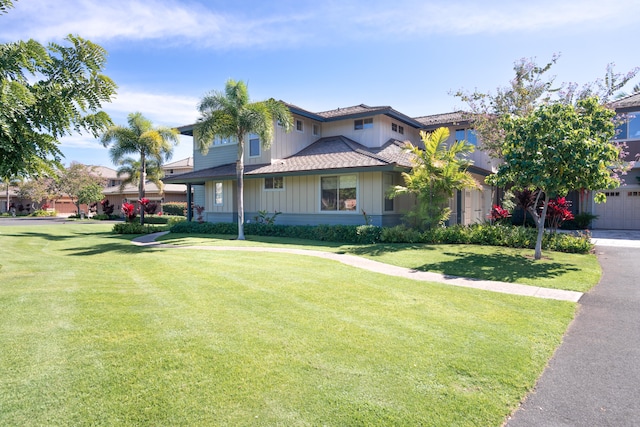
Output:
[[455, 128, 477, 146], [398, 125, 404, 135], [249, 134, 260, 157], [313, 124, 320, 137], [354, 118, 373, 130], [615, 112, 640, 140], [296, 119, 304, 132], [213, 136, 236, 146]]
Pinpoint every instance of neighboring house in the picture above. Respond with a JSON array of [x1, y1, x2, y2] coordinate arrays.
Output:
[[589, 93, 640, 229], [165, 104, 496, 227], [54, 166, 124, 215], [100, 158, 193, 214]]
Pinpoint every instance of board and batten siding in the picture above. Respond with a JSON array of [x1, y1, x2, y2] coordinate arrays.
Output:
[[194, 143, 237, 170], [321, 116, 421, 149]]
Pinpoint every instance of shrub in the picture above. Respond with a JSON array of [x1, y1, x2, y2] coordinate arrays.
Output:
[[112, 222, 166, 234], [356, 225, 382, 244], [380, 225, 423, 243], [163, 202, 187, 216], [121, 202, 137, 222], [567, 212, 599, 230], [100, 199, 115, 215], [30, 209, 56, 217]]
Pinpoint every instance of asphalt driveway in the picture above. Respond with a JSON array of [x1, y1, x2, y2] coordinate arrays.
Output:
[[505, 239, 640, 426]]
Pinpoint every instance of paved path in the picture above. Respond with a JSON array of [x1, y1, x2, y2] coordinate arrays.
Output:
[[505, 243, 640, 426], [132, 232, 582, 302]]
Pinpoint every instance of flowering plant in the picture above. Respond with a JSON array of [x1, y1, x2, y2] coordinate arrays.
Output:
[[489, 204, 511, 224], [545, 197, 574, 231], [139, 197, 150, 206], [122, 202, 137, 222]]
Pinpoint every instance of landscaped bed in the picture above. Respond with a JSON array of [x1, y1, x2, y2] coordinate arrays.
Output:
[[1, 224, 577, 426]]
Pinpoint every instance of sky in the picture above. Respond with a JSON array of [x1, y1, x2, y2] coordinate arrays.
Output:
[[2, 0, 640, 169]]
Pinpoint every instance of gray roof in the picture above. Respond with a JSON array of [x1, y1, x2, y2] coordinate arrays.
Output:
[[413, 111, 470, 127], [610, 93, 640, 111], [164, 136, 414, 184]]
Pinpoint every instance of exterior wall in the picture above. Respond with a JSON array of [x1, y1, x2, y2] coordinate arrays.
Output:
[[194, 143, 237, 170], [321, 116, 422, 148], [252, 114, 323, 163], [437, 125, 498, 173]]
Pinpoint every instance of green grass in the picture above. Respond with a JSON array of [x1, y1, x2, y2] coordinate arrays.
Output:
[[159, 233, 601, 292], [0, 224, 577, 426]]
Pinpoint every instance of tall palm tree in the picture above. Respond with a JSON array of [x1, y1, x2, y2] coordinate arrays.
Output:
[[101, 112, 179, 224], [195, 79, 293, 240]]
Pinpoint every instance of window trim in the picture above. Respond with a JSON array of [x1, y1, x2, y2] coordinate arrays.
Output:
[[319, 174, 359, 213], [264, 176, 285, 191], [296, 119, 304, 133], [354, 118, 373, 130], [312, 123, 320, 137], [383, 173, 395, 212]]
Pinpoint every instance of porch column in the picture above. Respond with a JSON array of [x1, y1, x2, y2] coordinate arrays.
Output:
[[187, 183, 193, 221]]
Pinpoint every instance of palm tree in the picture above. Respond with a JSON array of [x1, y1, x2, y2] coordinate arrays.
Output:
[[115, 157, 165, 193], [101, 112, 179, 224], [194, 79, 293, 240]]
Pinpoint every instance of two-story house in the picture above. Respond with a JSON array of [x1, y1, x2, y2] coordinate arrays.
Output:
[[589, 93, 640, 229], [165, 103, 496, 227]]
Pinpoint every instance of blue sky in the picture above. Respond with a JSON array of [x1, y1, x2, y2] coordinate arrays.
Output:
[[2, 0, 639, 168]]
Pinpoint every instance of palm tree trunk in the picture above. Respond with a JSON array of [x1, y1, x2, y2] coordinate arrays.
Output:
[[139, 154, 146, 225], [236, 139, 245, 240]]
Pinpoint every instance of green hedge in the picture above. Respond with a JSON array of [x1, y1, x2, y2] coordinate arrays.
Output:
[[169, 221, 593, 253], [163, 202, 187, 216]]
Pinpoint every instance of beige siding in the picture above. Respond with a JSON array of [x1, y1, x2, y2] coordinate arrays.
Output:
[[205, 180, 234, 213], [252, 115, 322, 163], [194, 143, 238, 170]]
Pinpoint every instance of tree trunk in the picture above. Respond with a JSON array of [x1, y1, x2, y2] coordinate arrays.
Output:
[[139, 154, 146, 225], [236, 137, 245, 240], [532, 193, 550, 260]]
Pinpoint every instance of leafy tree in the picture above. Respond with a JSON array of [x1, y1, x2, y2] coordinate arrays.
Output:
[[487, 97, 627, 260], [389, 127, 478, 230], [77, 182, 105, 213], [194, 79, 293, 240], [0, 34, 117, 178], [16, 175, 57, 210], [101, 112, 179, 225], [56, 162, 106, 216]]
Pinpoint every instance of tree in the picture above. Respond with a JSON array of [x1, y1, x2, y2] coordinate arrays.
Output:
[[77, 182, 105, 214], [0, 0, 14, 14], [487, 97, 627, 260], [101, 112, 179, 225], [194, 79, 293, 240], [115, 157, 165, 193], [0, 35, 116, 178], [16, 175, 57, 210], [57, 163, 106, 216], [389, 127, 478, 230]]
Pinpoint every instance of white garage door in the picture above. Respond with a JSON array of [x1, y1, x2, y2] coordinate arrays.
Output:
[[592, 186, 640, 229]]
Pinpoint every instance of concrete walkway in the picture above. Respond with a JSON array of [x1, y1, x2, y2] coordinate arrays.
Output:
[[132, 232, 582, 302]]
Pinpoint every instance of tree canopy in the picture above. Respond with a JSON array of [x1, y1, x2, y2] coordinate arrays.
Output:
[[487, 97, 626, 259], [194, 79, 293, 239], [0, 34, 117, 178], [56, 163, 106, 216]]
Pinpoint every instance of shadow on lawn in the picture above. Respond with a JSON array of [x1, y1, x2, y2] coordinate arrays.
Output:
[[62, 235, 168, 256], [346, 243, 436, 256], [416, 251, 578, 283]]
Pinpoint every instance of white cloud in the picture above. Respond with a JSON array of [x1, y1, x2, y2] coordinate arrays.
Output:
[[107, 89, 200, 127]]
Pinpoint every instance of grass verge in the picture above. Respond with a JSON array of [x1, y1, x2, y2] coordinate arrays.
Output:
[[0, 224, 576, 426]]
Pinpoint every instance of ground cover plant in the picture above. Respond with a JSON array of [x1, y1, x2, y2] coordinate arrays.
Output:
[[0, 224, 576, 426], [158, 233, 600, 292]]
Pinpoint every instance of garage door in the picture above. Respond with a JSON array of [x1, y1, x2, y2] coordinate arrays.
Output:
[[592, 186, 640, 230]]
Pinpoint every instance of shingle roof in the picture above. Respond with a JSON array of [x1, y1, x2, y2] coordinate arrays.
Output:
[[316, 104, 391, 119], [163, 157, 193, 169], [610, 93, 640, 111], [164, 136, 414, 184], [413, 111, 470, 127]]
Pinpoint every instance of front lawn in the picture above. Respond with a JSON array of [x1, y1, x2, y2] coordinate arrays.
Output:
[[0, 224, 575, 426], [159, 233, 600, 292]]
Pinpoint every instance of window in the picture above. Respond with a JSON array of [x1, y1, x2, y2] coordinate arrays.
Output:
[[214, 182, 223, 206], [398, 125, 404, 135], [321, 175, 357, 211], [313, 124, 320, 136], [264, 177, 284, 190], [296, 119, 304, 132], [213, 136, 236, 146], [392, 123, 398, 132], [249, 135, 260, 157], [354, 118, 373, 130], [455, 128, 477, 145], [383, 173, 394, 212], [616, 112, 640, 140]]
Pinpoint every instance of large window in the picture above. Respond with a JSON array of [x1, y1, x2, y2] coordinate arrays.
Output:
[[214, 182, 223, 206], [615, 112, 640, 140], [264, 177, 284, 190], [321, 175, 357, 211], [354, 118, 373, 130], [249, 135, 260, 157]]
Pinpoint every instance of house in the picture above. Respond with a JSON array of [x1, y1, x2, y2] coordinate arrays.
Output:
[[165, 103, 496, 227], [589, 93, 640, 229], [100, 157, 193, 214]]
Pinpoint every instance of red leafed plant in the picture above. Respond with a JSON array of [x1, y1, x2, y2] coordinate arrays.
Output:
[[139, 197, 150, 206], [545, 197, 574, 231], [122, 202, 137, 222], [489, 204, 511, 224]]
